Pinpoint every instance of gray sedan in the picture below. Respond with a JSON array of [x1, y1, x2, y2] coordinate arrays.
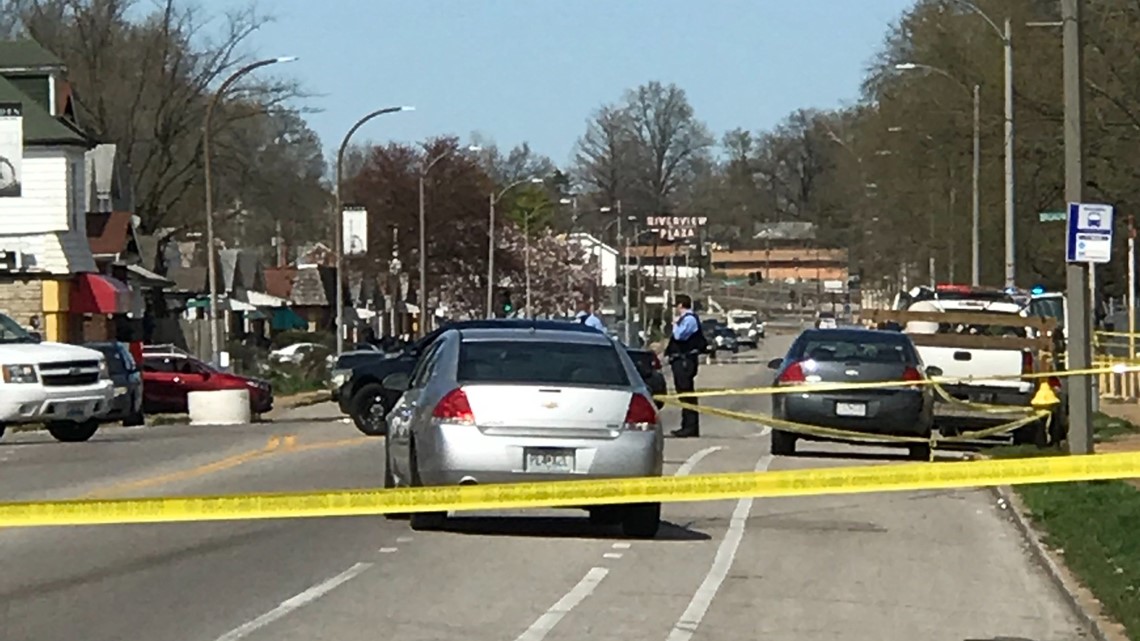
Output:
[[381, 326, 665, 537], [768, 328, 940, 460]]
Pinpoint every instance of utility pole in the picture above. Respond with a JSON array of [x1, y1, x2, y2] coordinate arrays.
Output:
[[1063, 0, 1094, 455], [1003, 17, 1017, 288], [972, 84, 981, 286], [1128, 215, 1136, 393], [486, 192, 496, 318]]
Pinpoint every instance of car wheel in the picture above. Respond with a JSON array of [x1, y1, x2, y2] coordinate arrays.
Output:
[[0, 424, 6, 439], [352, 383, 388, 436], [47, 419, 100, 443], [588, 506, 625, 526], [383, 440, 410, 520], [908, 442, 932, 461], [621, 503, 661, 539], [770, 429, 796, 455], [408, 440, 446, 531]]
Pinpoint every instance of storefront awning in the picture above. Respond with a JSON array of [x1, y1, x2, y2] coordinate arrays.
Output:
[[246, 290, 290, 308], [71, 273, 132, 314], [271, 307, 308, 331]]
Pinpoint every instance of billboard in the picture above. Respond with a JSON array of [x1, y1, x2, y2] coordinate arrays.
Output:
[[645, 215, 707, 241], [0, 102, 23, 198], [342, 206, 368, 256]]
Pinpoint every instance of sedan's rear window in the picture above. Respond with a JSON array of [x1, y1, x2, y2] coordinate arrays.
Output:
[[458, 340, 630, 387], [797, 336, 916, 364]]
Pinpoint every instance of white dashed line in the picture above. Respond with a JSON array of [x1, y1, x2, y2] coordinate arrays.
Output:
[[378, 547, 398, 554], [665, 453, 774, 641], [603, 552, 623, 559], [396, 536, 414, 543], [213, 562, 372, 641], [611, 542, 631, 550], [514, 567, 609, 641]]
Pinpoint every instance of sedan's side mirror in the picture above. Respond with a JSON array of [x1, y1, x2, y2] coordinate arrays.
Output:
[[767, 358, 783, 370], [925, 365, 943, 378], [382, 372, 411, 392]]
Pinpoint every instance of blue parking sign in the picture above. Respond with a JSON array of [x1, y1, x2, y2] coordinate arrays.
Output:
[[1066, 203, 1114, 264]]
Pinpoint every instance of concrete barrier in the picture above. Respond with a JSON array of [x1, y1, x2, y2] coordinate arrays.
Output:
[[187, 389, 251, 425]]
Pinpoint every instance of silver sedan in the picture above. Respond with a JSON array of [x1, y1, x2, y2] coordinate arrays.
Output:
[[382, 325, 665, 537]]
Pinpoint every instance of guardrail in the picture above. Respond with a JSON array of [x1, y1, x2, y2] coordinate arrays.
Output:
[[1095, 331, 1140, 400]]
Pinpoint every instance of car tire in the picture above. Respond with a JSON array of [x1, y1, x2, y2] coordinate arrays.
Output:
[[622, 503, 661, 539], [770, 429, 796, 455], [408, 441, 446, 531], [123, 409, 145, 427], [589, 506, 625, 526], [0, 424, 6, 439], [383, 441, 410, 520], [47, 419, 100, 443], [352, 383, 388, 436], [908, 442, 932, 461]]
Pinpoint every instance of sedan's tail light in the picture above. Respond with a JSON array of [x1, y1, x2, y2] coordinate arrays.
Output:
[[623, 394, 659, 431], [432, 388, 475, 425], [777, 361, 806, 384], [902, 366, 923, 382]]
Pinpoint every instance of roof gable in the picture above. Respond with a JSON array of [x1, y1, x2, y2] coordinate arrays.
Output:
[[0, 75, 89, 147], [0, 40, 65, 71]]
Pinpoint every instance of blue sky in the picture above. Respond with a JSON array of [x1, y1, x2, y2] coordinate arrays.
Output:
[[201, 0, 916, 163]]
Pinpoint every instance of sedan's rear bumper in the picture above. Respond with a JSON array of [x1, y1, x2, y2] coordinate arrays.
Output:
[[415, 424, 665, 486], [776, 390, 930, 436]]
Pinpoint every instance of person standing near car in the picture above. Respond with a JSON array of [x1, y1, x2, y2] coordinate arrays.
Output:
[[665, 294, 707, 438]]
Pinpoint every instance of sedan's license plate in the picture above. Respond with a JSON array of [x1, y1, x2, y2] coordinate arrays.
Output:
[[525, 448, 575, 473], [835, 402, 867, 417]]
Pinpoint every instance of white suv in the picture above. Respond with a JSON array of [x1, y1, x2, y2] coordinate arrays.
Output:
[[0, 312, 114, 442]]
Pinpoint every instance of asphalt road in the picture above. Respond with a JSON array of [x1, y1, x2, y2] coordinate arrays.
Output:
[[0, 336, 1092, 641]]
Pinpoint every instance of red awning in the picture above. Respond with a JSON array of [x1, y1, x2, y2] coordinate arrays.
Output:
[[71, 273, 132, 314]]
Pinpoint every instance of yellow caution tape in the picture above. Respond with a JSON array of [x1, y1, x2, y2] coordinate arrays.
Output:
[[0, 452, 1136, 528], [654, 362, 1139, 402]]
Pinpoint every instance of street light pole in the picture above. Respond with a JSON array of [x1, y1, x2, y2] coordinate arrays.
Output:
[[486, 177, 544, 318], [202, 56, 296, 365], [333, 106, 414, 355], [418, 145, 480, 337], [525, 212, 531, 316]]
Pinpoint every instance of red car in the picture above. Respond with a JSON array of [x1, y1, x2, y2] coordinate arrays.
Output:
[[140, 351, 273, 415]]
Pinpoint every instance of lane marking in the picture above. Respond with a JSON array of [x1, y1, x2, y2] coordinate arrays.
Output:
[[83, 436, 287, 498], [213, 562, 372, 641], [674, 446, 723, 478], [514, 567, 609, 641], [612, 542, 631, 550], [603, 552, 623, 559], [378, 547, 397, 553], [396, 536, 413, 543], [665, 453, 773, 641]]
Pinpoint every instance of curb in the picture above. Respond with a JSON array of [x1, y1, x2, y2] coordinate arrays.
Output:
[[988, 482, 1123, 641]]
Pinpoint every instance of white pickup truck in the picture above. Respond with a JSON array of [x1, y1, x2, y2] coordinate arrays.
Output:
[[725, 309, 764, 346], [0, 312, 115, 442], [899, 295, 1064, 444]]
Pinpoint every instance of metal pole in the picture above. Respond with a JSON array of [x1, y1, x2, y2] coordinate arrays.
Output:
[[1062, 0, 1093, 455], [525, 213, 531, 316], [390, 226, 399, 335], [418, 174, 427, 337], [972, 83, 981, 286], [622, 217, 631, 344], [948, 185, 957, 283], [486, 193, 495, 318], [203, 58, 293, 365], [1128, 219, 1135, 371], [332, 105, 412, 354], [1003, 17, 1016, 288]]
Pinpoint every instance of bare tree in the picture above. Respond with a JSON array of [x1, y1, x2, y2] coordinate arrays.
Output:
[[9, 0, 310, 236], [622, 81, 714, 214]]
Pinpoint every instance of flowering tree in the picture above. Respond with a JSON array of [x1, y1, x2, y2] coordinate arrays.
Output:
[[435, 224, 599, 319]]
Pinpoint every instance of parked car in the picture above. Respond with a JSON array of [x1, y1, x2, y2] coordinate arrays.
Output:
[[83, 341, 144, 426], [382, 325, 664, 537], [815, 312, 838, 329], [140, 350, 273, 415], [269, 342, 330, 365], [0, 312, 114, 442], [767, 327, 940, 460], [713, 327, 740, 353], [328, 350, 391, 402], [337, 319, 662, 436], [622, 343, 667, 408]]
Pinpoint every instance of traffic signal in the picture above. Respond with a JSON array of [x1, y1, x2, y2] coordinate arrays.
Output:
[[497, 288, 514, 318]]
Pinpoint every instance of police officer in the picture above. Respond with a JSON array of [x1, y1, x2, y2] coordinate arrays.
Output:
[[665, 294, 706, 438], [575, 300, 606, 332]]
